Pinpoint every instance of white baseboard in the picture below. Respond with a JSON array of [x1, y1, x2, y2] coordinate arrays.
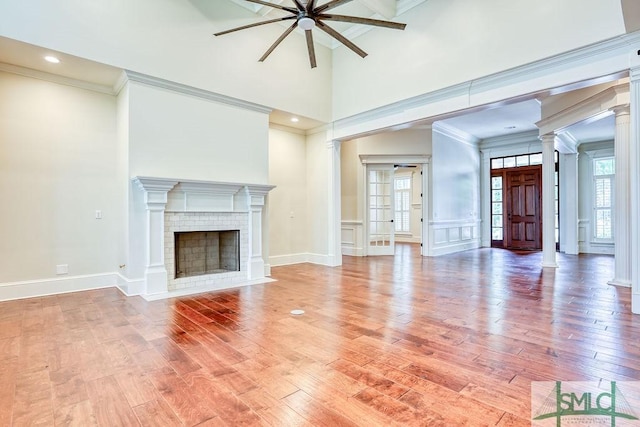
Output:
[[116, 274, 145, 296], [0, 273, 117, 302], [342, 246, 364, 256], [269, 253, 334, 267], [429, 240, 481, 257], [269, 253, 311, 267]]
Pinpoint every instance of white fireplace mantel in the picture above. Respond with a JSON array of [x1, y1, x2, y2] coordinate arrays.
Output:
[[132, 176, 275, 299]]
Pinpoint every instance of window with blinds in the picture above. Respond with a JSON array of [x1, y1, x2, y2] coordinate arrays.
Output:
[[593, 157, 614, 241], [394, 176, 411, 233]]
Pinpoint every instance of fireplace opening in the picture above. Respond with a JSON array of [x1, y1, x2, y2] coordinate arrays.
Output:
[[174, 230, 240, 279]]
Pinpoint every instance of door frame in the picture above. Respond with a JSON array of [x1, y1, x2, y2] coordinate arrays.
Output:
[[359, 155, 431, 256]]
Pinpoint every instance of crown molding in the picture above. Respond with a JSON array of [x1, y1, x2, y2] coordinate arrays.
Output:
[[268, 122, 307, 135], [555, 131, 579, 153], [0, 62, 117, 95], [123, 70, 272, 114], [432, 122, 480, 146], [331, 31, 640, 141], [479, 130, 541, 151], [536, 84, 629, 135]]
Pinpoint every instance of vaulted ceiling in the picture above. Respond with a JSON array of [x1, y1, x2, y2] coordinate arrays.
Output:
[[0, 1, 618, 142], [223, 0, 426, 49]]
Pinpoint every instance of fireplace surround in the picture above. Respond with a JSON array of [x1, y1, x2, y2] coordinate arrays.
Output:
[[132, 177, 274, 299]]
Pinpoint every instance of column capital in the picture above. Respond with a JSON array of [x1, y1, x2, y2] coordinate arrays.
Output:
[[610, 104, 631, 117], [540, 133, 556, 145], [326, 140, 341, 150]]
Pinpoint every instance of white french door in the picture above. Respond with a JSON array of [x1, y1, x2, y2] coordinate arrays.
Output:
[[367, 165, 395, 255]]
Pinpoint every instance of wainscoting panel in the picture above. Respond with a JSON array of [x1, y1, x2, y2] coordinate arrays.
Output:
[[428, 220, 481, 256], [341, 220, 364, 256]]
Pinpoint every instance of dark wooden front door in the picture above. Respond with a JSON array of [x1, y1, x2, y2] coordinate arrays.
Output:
[[505, 166, 542, 250]]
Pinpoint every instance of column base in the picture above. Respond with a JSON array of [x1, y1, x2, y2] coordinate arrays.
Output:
[[632, 292, 640, 315], [144, 265, 168, 296], [607, 279, 632, 287], [249, 256, 266, 281], [541, 261, 559, 268]]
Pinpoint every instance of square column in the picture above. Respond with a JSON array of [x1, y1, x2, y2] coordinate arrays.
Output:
[[134, 178, 178, 296], [246, 187, 270, 280], [541, 134, 558, 268], [630, 65, 640, 313], [327, 140, 342, 267]]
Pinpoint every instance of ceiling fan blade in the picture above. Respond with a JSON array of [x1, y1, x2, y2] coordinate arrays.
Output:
[[316, 20, 367, 58], [318, 14, 407, 30], [259, 22, 298, 62], [315, 0, 355, 13], [244, 0, 298, 14], [290, 0, 306, 11], [305, 30, 317, 68], [306, 0, 317, 13], [214, 16, 296, 36]]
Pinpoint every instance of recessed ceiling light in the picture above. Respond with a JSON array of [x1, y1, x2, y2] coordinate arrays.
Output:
[[44, 56, 60, 64], [291, 117, 300, 123]]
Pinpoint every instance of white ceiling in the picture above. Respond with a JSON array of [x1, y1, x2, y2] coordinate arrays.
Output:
[[436, 98, 615, 144], [0, 0, 617, 141]]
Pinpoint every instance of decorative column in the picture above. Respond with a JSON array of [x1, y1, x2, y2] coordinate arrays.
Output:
[[480, 151, 492, 248], [630, 65, 640, 313], [134, 178, 178, 296], [609, 106, 632, 287], [541, 134, 558, 268], [327, 140, 342, 267]]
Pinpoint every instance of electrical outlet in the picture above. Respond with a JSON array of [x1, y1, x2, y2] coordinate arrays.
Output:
[[95, 210, 102, 219], [56, 264, 68, 275]]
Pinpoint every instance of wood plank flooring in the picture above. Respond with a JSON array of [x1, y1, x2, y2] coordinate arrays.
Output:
[[0, 244, 637, 426]]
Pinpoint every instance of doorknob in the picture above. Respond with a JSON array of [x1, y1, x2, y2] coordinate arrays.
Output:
[[390, 219, 394, 223]]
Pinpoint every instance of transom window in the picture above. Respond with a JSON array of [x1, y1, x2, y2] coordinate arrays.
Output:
[[491, 153, 543, 170]]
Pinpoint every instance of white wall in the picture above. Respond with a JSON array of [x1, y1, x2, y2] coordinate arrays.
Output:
[[332, 0, 625, 119], [0, 0, 333, 122], [306, 130, 330, 262], [268, 126, 309, 266], [0, 71, 120, 283], [127, 81, 269, 184], [429, 127, 481, 255]]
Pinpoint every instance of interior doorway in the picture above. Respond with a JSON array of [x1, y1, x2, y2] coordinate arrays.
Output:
[[366, 164, 395, 256]]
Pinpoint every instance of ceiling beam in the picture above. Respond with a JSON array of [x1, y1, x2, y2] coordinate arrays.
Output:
[[359, 0, 396, 19]]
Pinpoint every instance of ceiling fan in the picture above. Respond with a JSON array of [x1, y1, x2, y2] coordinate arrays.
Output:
[[214, 0, 406, 68]]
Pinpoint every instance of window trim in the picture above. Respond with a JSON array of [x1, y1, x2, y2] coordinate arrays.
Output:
[[592, 156, 615, 243]]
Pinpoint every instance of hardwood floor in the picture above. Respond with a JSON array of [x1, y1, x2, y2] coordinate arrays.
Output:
[[0, 244, 636, 426]]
